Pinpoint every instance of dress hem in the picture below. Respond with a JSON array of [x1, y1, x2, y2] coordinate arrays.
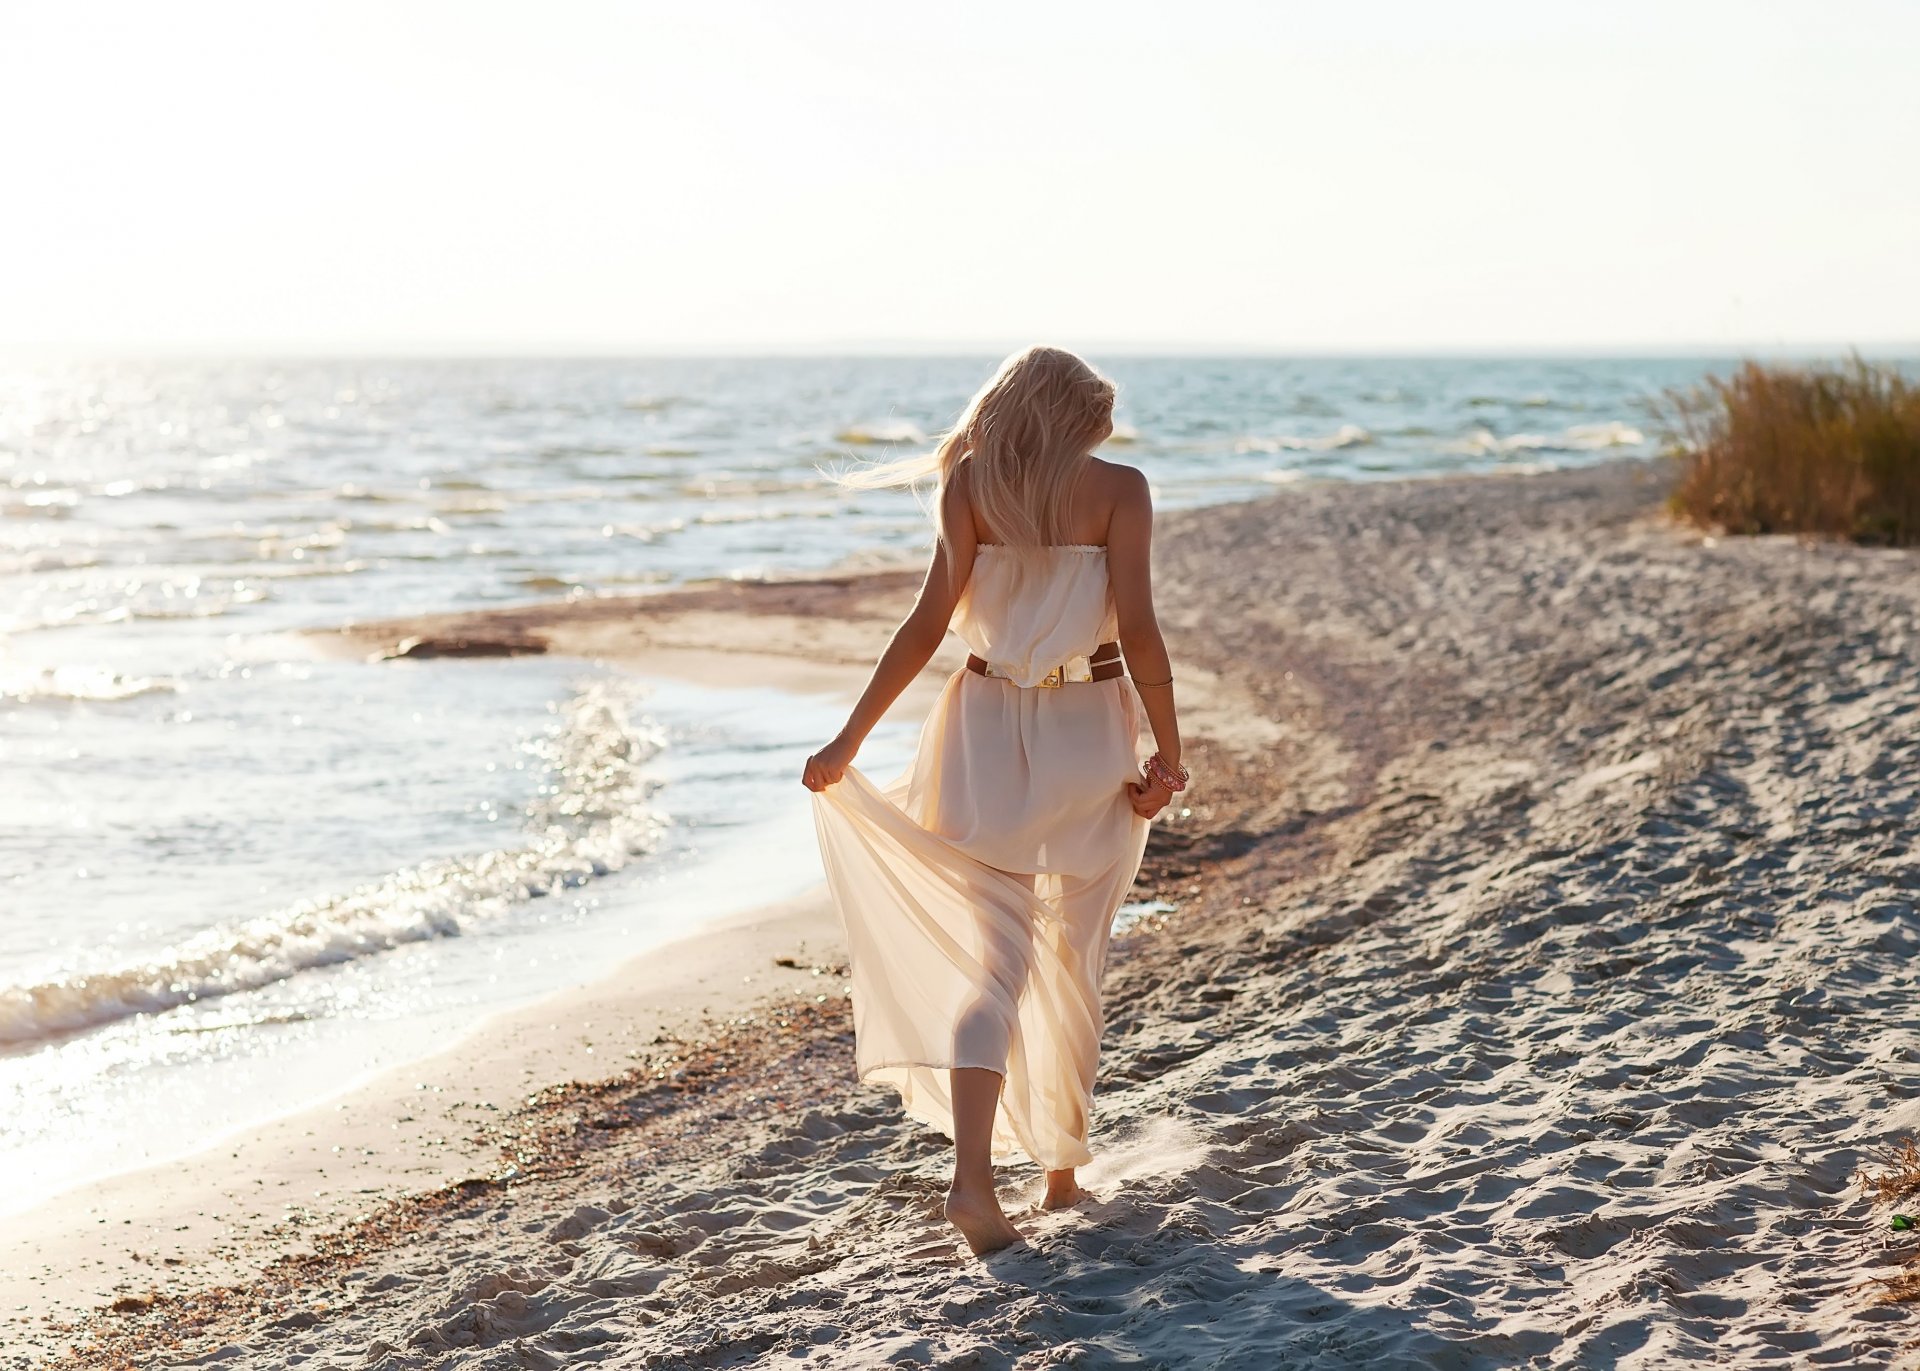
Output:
[[856, 1059, 1097, 1171]]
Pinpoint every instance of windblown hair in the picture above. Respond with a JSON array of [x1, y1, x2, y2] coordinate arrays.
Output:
[[838, 346, 1117, 548]]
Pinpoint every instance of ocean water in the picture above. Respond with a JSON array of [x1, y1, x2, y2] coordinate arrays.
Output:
[[0, 354, 1721, 1205]]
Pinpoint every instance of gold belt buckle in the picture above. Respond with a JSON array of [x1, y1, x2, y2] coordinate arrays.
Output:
[[1039, 666, 1062, 689]]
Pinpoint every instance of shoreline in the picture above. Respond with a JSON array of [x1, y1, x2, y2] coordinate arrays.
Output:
[[19, 457, 1920, 1369]]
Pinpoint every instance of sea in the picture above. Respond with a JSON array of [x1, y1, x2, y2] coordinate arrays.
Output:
[[0, 354, 1728, 1209]]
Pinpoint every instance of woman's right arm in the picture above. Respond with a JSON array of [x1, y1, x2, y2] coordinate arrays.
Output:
[[1107, 468, 1182, 814]]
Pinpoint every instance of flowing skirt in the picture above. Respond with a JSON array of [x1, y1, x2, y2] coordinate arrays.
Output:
[[811, 670, 1149, 1169]]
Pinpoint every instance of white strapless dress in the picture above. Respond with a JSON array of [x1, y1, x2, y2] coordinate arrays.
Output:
[[811, 546, 1150, 1169]]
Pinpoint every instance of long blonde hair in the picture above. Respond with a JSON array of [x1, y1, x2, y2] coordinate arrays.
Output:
[[838, 346, 1117, 547]]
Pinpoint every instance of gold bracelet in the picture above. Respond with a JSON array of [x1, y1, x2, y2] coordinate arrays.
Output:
[[1132, 675, 1174, 688]]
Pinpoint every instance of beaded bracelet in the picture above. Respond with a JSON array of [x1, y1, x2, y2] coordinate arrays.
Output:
[[1145, 751, 1189, 792]]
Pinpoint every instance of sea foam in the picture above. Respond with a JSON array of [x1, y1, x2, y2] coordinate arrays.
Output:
[[1443, 421, 1646, 457], [0, 665, 178, 704], [834, 420, 927, 446], [1235, 424, 1373, 454]]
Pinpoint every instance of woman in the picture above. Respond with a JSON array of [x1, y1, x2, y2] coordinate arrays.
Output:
[[802, 346, 1185, 1255]]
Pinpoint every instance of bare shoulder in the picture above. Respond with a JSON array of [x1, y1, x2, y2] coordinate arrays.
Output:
[[944, 458, 976, 502], [941, 459, 976, 527], [1087, 457, 1151, 519], [1087, 456, 1148, 496]]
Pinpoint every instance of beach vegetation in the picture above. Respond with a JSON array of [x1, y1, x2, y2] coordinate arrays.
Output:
[[1661, 358, 1920, 545], [1862, 1138, 1920, 1305], [1861, 1136, 1920, 1205]]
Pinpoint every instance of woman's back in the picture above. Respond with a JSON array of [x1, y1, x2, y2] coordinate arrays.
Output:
[[952, 454, 1153, 688], [951, 546, 1118, 690]]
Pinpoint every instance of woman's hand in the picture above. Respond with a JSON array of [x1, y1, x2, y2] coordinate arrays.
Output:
[[802, 735, 859, 792], [1126, 772, 1175, 819]]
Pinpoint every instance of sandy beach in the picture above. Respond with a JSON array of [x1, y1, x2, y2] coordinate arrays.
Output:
[[10, 457, 1920, 1369]]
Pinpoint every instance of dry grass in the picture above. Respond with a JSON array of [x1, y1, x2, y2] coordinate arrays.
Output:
[[1859, 1137, 1920, 1306], [1661, 358, 1920, 544], [1876, 1267, 1920, 1305], [1861, 1137, 1920, 1205]]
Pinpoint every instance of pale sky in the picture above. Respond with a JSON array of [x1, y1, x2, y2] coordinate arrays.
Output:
[[1, 0, 1915, 353]]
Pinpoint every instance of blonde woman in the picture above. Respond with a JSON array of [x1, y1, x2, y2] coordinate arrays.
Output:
[[802, 347, 1185, 1255]]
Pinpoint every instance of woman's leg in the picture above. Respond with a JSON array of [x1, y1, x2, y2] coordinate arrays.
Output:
[[1037, 866, 1113, 1210], [942, 871, 1037, 1255], [944, 1066, 1022, 1254]]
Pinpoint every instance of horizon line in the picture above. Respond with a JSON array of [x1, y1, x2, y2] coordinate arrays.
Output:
[[4, 339, 1918, 362]]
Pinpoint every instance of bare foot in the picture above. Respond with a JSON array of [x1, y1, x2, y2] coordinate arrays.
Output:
[[944, 1186, 1023, 1256], [1041, 1180, 1087, 1211]]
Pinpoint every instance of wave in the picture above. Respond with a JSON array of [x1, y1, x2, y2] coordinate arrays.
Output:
[[350, 515, 455, 535], [16, 584, 273, 633], [123, 587, 272, 621], [0, 679, 667, 1048], [1564, 421, 1648, 448], [0, 666, 178, 704], [332, 484, 413, 503], [694, 506, 834, 527], [3, 488, 82, 518], [835, 420, 926, 446], [538, 443, 629, 461], [1465, 394, 1584, 411], [1442, 421, 1645, 457], [0, 549, 104, 577], [517, 574, 582, 592], [233, 559, 370, 581], [678, 475, 826, 499], [1235, 424, 1372, 454], [93, 476, 177, 499]]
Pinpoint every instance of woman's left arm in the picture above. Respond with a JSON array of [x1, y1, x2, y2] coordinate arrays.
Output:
[[802, 483, 976, 791]]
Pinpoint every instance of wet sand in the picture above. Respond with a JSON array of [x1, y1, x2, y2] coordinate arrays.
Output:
[[14, 458, 1920, 1369]]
